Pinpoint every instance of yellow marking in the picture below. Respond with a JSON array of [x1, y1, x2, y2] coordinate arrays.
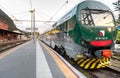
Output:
[[100, 59, 103, 63], [77, 59, 84, 64], [84, 59, 96, 69], [103, 64, 109, 67], [106, 58, 111, 65], [106, 58, 110, 62], [103, 57, 105, 62], [104, 58, 109, 65], [80, 59, 91, 67], [96, 64, 101, 69], [40, 42, 78, 78], [100, 59, 105, 66], [91, 59, 100, 69], [100, 58, 110, 68], [99, 58, 108, 68], [77, 54, 83, 58], [106, 58, 109, 62], [74, 54, 83, 61], [0, 41, 30, 59], [74, 58, 79, 61]]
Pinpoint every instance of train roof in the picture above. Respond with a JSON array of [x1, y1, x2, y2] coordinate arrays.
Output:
[[0, 9, 17, 31], [78, 0, 110, 11], [53, 5, 77, 27], [53, 0, 111, 27]]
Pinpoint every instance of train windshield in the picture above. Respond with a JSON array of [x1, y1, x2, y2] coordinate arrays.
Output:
[[80, 9, 115, 26]]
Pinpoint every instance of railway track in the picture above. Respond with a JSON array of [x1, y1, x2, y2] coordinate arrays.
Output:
[[64, 52, 120, 78], [64, 55, 120, 78], [87, 67, 120, 78], [0, 40, 29, 52]]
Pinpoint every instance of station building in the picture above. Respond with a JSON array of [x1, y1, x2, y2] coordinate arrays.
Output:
[[0, 9, 23, 42]]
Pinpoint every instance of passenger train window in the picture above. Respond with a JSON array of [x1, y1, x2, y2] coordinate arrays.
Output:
[[68, 17, 76, 30], [63, 22, 67, 32], [56, 26, 60, 30]]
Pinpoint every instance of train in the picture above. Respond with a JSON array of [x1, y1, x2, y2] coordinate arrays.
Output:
[[41, 0, 117, 69]]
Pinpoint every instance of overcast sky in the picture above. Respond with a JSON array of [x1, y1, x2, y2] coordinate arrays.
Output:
[[0, 0, 118, 33]]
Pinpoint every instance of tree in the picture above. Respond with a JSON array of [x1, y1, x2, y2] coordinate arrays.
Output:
[[113, 0, 120, 23]]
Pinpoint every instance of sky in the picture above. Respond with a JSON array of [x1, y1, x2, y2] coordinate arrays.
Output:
[[0, 0, 118, 34]]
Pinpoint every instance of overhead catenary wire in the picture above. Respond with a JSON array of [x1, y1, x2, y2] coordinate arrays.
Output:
[[12, 11, 30, 15], [0, 3, 17, 20], [16, 12, 30, 19], [39, 0, 70, 34], [36, 10, 58, 21], [13, 19, 55, 22], [0, 0, 30, 23], [35, 11, 48, 20], [35, 11, 57, 26], [49, 0, 69, 21]]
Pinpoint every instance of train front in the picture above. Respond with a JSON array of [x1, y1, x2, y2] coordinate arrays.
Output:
[[76, 1, 117, 69]]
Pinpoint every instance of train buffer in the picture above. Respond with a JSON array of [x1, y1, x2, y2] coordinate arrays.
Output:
[[0, 40, 86, 78]]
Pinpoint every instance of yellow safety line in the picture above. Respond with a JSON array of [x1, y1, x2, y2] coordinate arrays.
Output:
[[40, 42, 78, 78], [0, 41, 30, 59]]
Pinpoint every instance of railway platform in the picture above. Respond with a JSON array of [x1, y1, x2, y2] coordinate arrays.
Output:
[[0, 40, 86, 78], [37, 40, 86, 78]]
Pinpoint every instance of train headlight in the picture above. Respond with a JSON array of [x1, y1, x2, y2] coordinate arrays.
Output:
[[81, 40, 85, 45], [108, 28, 112, 32], [81, 40, 87, 47]]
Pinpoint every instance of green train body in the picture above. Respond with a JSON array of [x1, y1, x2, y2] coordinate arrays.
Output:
[[44, 0, 117, 69]]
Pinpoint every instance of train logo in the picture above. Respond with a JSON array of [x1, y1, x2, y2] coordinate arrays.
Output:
[[99, 30, 105, 37]]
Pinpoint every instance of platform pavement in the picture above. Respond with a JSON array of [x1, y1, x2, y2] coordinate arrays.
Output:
[[0, 40, 86, 78], [37, 40, 86, 78], [0, 40, 36, 78]]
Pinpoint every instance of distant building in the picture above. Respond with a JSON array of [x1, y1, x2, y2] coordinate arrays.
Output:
[[13, 30, 28, 40]]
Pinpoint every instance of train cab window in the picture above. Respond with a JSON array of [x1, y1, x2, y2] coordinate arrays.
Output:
[[68, 17, 76, 30], [80, 9, 95, 26], [80, 9, 115, 26]]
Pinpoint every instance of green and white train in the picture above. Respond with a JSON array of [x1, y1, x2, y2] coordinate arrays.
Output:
[[42, 0, 117, 69]]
